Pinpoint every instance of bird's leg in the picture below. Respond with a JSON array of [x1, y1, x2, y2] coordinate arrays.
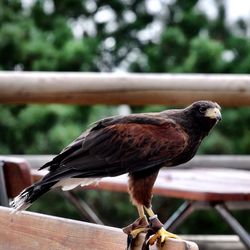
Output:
[[144, 206, 180, 245], [123, 204, 149, 239], [130, 205, 149, 238], [137, 204, 146, 219]]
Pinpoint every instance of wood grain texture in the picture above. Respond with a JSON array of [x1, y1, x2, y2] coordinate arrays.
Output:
[[0, 72, 250, 106], [0, 207, 198, 250]]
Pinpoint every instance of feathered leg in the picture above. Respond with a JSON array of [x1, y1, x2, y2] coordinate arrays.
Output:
[[125, 169, 180, 247]]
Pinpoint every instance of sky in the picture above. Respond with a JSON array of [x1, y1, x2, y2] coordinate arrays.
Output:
[[199, 0, 250, 22], [21, 0, 250, 21]]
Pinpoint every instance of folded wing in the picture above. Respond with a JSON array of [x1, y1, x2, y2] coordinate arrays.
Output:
[[40, 115, 189, 184]]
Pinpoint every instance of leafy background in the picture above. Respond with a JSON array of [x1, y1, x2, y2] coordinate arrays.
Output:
[[1, 0, 250, 234]]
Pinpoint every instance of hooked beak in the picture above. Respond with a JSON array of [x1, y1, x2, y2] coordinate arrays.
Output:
[[205, 107, 222, 121]]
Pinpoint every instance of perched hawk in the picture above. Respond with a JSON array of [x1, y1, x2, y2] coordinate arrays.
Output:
[[11, 100, 221, 245]]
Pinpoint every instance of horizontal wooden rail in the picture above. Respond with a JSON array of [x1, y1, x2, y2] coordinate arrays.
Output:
[[0, 207, 198, 250], [12, 154, 250, 170], [0, 72, 250, 106], [184, 235, 245, 250]]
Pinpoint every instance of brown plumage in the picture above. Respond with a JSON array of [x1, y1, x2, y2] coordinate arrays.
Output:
[[11, 100, 221, 244]]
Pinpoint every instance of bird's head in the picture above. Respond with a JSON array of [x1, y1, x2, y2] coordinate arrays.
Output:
[[188, 100, 222, 121], [184, 100, 222, 134]]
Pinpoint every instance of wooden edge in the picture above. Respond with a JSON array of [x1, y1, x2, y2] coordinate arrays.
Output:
[[0, 206, 198, 250], [183, 235, 245, 250]]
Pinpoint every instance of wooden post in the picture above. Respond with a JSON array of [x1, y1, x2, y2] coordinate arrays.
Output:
[[0, 207, 198, 250], [0, 72, 250, 106]]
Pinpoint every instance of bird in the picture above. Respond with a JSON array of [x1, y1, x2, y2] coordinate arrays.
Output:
[[11, 100, 222, 246]]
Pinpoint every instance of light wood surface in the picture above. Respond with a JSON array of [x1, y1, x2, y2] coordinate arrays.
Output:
[[0, 72, 250, 106], [32, 168, 250, 202], [0, 206, 198, 250]]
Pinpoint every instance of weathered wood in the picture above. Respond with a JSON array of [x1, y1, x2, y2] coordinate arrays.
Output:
[[184, 235, 245, 250], [0, 72, 250, 106], [0, 156, 32, 198], [31, 168, 250, 202], [0, 206, 198, 250], [13, 154, 250, 170]]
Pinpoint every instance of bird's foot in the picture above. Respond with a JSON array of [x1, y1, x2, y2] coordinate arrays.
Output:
[[123, 216, 149, 250], [148, 227, 180, 245], [147, 214, 180, 246], [123, 216, 149, 237], [130, 227, 148, 239]]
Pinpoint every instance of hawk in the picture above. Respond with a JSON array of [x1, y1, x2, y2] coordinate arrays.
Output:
[[11, 100, 221, 246]]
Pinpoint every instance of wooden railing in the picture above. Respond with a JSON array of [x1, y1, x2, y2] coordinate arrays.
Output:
[[0, 206, 198, 250], [0, 72, 250, 106]]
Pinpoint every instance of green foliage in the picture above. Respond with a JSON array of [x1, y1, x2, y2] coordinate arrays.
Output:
[[1, 0, 250, 234], [183, 37, 225, 72]]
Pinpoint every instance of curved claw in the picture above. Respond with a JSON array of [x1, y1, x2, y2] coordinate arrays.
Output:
[[148, 227, 180, 245], [130, 227, 149, 239]]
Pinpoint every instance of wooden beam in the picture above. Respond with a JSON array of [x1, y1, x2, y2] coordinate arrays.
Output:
[[0, 206, 198, 250], [0, 72, 250, 106]]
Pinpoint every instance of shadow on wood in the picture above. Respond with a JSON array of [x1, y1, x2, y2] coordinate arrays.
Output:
[[0, 207, 198, 250]]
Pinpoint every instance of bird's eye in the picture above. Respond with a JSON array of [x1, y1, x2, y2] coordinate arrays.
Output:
[[199, 107, 206, 113]]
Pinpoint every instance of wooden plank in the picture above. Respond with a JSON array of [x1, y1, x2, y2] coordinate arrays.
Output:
[[184, 235, 245, 250], [0, 72, 250, 106], [0, 206, 198, 250], [12, 154, 250, 170], [31, 168, 250, 202], [88, 168, 250, 201]]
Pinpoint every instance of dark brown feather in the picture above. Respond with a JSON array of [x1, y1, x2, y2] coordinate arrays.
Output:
[[41, 116, 188, 184], [40, 102, 220, 193], [12, 100, 221, 210], [128, 170, 159, 208]]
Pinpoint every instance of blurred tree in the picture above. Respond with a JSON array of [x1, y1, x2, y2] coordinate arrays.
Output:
[[1, 0, 250, 234]]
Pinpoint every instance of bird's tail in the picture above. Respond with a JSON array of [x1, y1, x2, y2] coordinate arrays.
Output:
[[10, 181, 56, 212]]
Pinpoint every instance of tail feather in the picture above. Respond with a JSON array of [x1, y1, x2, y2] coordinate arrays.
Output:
[[10, 181, 57, 212]]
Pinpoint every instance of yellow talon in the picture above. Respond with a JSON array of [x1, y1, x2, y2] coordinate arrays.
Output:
[[130, 227, 147, 239], [148, 227, 180, 245]]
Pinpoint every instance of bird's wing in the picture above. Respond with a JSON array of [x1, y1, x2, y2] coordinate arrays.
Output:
[[41, 115, 188, 183]]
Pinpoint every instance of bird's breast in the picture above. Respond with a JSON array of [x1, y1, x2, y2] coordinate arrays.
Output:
[[171, 137, 202, 167]]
